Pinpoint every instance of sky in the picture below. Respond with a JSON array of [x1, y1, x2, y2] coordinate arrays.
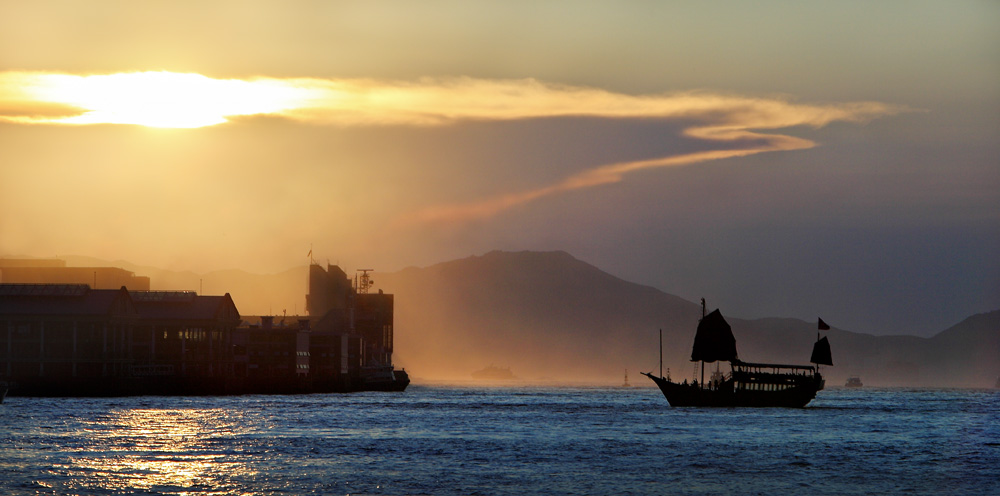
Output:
[[0, 0, 997, 336]]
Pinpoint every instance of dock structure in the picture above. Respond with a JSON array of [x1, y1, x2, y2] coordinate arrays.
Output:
[[0, 262, 407, 396]]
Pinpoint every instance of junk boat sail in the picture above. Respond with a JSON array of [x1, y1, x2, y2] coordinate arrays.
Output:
[[643, 300, 833, 408]]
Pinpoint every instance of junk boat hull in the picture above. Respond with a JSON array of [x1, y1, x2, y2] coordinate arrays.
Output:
[[644, 302, 832, 408], [643, 367, 824, 408]]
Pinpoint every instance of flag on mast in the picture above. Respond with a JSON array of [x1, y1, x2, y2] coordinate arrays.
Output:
[[818, 318, 830, 330]]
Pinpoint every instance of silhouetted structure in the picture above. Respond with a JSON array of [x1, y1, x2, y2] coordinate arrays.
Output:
[[0, 262, 408, 396], [130, 290, 241, 381], [305, 264, 407, 391], [0, 284, 239, 395], [307, 263, 352, 318], [643, 300, 831, 408]]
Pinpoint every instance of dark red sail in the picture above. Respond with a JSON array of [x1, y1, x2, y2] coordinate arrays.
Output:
[[690, 309, 738, 363]]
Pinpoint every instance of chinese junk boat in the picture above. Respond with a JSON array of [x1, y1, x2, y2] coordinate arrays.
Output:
[[643, 301, 833, 408]]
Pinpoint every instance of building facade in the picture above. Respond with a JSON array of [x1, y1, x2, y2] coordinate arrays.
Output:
[[0, 262, 407, 396], [0, 284, 241, 395]]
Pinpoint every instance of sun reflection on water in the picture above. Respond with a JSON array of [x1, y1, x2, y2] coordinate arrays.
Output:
[[58, 407, 255, 494]]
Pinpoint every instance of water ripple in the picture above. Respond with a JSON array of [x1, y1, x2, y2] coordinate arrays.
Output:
[[0, 387, 997, 495]]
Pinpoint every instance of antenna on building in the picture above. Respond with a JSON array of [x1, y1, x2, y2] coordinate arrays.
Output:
[[356, 269, 374, 294]]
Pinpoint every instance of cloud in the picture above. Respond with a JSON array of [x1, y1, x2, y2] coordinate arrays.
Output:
[[284, 77, 898, 130], [359, 85, 901, 226], [0, 70, 904, 223], [0, 71, 899, 128], [289, 78, 899, 224]]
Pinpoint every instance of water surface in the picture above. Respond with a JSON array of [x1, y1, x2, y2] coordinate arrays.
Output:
[[1, 386, 997, 495]]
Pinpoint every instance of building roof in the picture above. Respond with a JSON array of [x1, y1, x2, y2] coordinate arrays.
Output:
[[130, 291, 240, 323], [0, 285, 240, 324], [130, 291, 198, 303], [0, 284, 136, 317]]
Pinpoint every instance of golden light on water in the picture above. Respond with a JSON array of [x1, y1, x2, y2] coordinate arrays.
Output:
[[57, 408, 251, 493], [12, 71, 317, 128]]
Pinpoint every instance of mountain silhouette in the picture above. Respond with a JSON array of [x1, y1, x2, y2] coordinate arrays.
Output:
[[377, 251, 999, 386], [377, 250, 701, 382]]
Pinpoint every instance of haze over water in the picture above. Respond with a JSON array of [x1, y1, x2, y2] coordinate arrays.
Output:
[[2, 386, 997, 495]]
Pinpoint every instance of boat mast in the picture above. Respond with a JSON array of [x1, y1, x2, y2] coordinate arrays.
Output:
[[700, 298, 706, 388], [659, 328, 663, 378], [815, 332, 820, 374]]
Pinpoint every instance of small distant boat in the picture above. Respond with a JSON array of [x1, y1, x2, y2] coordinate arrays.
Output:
[[845, 377, 863, 388], [471, 365, 516, 381], [643, 300, 832, 408]]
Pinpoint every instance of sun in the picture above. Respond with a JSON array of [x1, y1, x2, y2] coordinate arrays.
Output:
[[24, 71, 316, 128]]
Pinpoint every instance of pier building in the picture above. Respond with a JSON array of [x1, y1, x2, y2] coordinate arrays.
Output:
[[0, 262, 407, 395]]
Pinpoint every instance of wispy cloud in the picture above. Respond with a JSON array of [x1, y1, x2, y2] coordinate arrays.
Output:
[[1, 71, 898, 128], [0, 71, 904, 223]]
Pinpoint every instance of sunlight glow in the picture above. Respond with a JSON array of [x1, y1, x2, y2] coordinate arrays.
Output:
[[10, 71, 318, 128]]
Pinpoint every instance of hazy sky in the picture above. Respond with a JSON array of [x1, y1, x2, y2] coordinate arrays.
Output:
[[1, 1, 997, 336]]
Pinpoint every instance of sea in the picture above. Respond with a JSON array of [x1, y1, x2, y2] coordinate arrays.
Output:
[[1, 385, 997, 496]]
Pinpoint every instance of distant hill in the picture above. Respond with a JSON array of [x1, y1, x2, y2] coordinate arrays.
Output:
[[33, 251, 1000, 386], [377, 251, 999, 387], [377, 250, 702, 383], [924, 310, 1000, 386]]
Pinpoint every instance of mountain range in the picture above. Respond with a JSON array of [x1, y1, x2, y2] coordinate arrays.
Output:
[[59, 251, 999, 387]]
